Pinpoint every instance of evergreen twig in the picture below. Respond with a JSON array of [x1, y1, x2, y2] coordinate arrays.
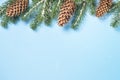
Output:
[[72, 1, 87, 29]]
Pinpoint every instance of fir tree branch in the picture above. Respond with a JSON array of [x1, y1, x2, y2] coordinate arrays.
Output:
[[110, 1, 120, 27], [110, 1, 120, 13], [44, 1, 52, 26], [22, 0, 44, 20], [72, 1, 87, 29], [0, 7, 6, 17], [41, 0, 47, 18], [51, 0, 61, 19], [30, 0, 49, 30], [111, 13, 120, 28], [87, 0, 96, 15], [1, 15, 9, 28]]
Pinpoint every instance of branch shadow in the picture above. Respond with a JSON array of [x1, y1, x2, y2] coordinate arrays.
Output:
[[114, 26, 120, 32]]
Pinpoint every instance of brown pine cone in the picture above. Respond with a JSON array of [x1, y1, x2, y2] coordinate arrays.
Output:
[[6, 0, 29, 17], [96, 0, 112, 17], [58, 0, 76, 26]]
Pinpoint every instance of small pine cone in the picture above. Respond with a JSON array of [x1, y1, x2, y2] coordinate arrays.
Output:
[[58, 0, 76, 26], [6, 0, 29, 17], [96, 0, 112, 17]]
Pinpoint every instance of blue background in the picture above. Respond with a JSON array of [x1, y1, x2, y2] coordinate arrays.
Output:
[[0, 0, 120, 80]]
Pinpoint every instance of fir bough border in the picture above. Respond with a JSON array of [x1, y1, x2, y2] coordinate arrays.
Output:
[[0, 0, 120, 30]]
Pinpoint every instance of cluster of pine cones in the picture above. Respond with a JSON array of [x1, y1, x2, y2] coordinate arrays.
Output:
[[5, 0, 112, 26], [58, 0, 113, 26]]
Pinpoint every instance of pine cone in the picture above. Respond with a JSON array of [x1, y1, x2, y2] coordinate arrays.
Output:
[[58, 0, 76, 26], [6, 0, 29, 17], [96, 0, 112, 17]]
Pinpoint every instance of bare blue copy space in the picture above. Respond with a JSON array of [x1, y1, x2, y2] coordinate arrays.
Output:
[[0, 0, 120, 80]]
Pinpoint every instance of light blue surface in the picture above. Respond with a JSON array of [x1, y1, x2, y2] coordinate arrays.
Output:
[[0, 0, 120, 80]]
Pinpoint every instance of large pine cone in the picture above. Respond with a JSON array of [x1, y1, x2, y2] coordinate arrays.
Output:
[[6, 0, 29, 17], [96, 0, 112, 17], [58, 0, 76, 26]]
